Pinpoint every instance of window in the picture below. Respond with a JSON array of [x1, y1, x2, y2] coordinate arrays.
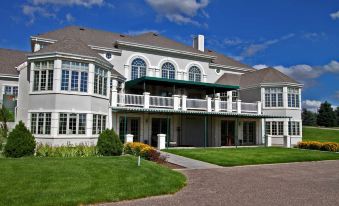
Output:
[[131, 58, 146, 80], [33, 61, 54, 91], [92, 114, 106, 134], [188, 66, 201, 82], [289, 121, 300, 136], [265, 121, 284, 136], [264, 88, 283, 107], [288, 88, 300, 108], [61, 61, 89, 93], [106, 52, 112, 59], [4, 86, 18, 96], [232, 91, 238, 102], [161, 62, 175, 79], [58, 113, 87, 135], [94, 66, 108, 96], [30, 113, 51, 135]]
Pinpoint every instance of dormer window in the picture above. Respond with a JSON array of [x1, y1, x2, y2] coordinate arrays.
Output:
[[161, 62, 175, 79], [33, 61, 54, 91]]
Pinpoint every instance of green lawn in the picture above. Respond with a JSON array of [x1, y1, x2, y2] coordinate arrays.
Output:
[[303, 127, 339, 143], [0, 156, 186, 206], [164, 147, 339, 167]]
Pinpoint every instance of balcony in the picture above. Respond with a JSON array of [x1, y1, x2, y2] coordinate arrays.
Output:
[[113, 92, 261, 114]]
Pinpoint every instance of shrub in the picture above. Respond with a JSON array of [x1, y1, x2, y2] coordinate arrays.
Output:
[[297, 141, 339, 152], [4, 121, 36, 158], [124, 142, 166, 163], [320, 142, 338, 152], [97, 129, 123, 156], [36, 143, 98, 157]]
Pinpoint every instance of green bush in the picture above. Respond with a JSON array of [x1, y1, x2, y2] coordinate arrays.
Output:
[[36, 143, 98, 157], [4, 121, 36, 158], [97, 129, 123, 156]]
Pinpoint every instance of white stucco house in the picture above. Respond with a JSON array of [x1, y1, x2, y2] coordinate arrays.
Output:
[[0, 26, 302, 148]]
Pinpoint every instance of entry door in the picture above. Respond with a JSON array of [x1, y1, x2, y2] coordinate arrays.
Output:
[[151, 118, 170, 147], [221, 120, 235, 146], [119, 117, 140, 142], [242, 122, 256, 145]]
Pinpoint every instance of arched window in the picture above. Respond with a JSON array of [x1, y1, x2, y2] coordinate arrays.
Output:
[[161, 62, 175, 79], [131, 58, 146, 80], [188, 66, 201, 82]]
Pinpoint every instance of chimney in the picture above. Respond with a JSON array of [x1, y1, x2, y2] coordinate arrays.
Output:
[[193, 35, 204, 52]]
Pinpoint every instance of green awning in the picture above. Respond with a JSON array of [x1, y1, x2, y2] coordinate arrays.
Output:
[[125, 76, 239, 93]]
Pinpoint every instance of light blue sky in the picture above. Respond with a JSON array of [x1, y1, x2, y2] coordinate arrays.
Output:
[[0, 0, 338, 110]]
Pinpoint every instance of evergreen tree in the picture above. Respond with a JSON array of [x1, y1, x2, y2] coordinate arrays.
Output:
[[317, 101, 336, 127], [302, 108, 317, 126], [336, 107, 339, 126]]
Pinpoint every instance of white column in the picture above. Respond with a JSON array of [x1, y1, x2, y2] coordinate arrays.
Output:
[[261, 87, 265, 109], [51, 112, 58, 137], [148, 67, 154, 77], [106, 70, 111, 98], [143, 92, 150, 109], [125, 134, 134, 143], [87, 114, 93, 138], [107, 107, 112, 129], [173, 95, 180, 110], [227, 91, 233, 112], [207, 97, 212, 112], [111, 79, 118, 107], [157, 134, 166, 150], [203, 74, 207, 82], [54, 59, 62, 92], [284, 135, 291, 148], [266, 135, 272, 147], [283, 86, 288, 108], [257, 101, 262, 114], [181, 95, 187, 111], [237, 99, 242, 114], [29, 62, 35, 92], [298, 88, 302, 109], [124, 64, 129, 80], [177, 71, 182, 80], [214, 97, 220, 112], [88, 63, 95, 95]]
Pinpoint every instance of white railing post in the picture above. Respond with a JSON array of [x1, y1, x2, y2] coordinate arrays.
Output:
[[257, 101, 262, 114], [157, 134, 166, 150], [237, 100, 242, 113], [227, 100, 232, 112], [143, 92, 150, 109], [214, 97, 220, 112], [173, 95, 180, 110], [111, 91, 118, 107], [181, 95, 187, 111], [125, 134, 134, 143], [207, 97, 212, 112]]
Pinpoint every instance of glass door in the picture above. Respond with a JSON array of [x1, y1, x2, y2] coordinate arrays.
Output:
[[242, 121, 256, 145], [221, 120, 235, 146], [119, 117, 140, 142], [151, 118, 170, 147]]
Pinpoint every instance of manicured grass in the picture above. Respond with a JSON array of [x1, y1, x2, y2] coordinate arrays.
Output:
[[0, 156, 186, 206], [164, 147, 339, 167], [303, 127, 339, 143]]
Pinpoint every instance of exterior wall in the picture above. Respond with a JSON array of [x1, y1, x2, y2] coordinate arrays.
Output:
[[17, 66, 30, 125]]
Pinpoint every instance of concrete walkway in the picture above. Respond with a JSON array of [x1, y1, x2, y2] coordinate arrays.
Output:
[[160, 151, 222, 169]]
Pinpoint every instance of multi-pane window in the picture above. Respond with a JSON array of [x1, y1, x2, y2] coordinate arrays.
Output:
[[264, 88, 283, 107], [94, 67, 108, 96], [92, 114, 106, 134], [161, 62, 175, 79], [289, 121, 300, 136], [30, 113, 51, 135], [131, 58, 146, 80], [33, 61, 54, 91], [265, 121, 284, 135], [4, 86, 18, 96], [61, 61, 89, 93], [188, 66, 201, 82], [232, 91, 238, 102], [58, 113, 87, 135], [288, 88, 300, 108]]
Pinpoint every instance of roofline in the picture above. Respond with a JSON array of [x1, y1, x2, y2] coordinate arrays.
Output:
[[30, 36, 58, 44], [0, 74, 19, 79], [88, 45, 122, 54], [210, 63, 255, 72], [239, 82, 303, 90], [116, 40, 217, 60]]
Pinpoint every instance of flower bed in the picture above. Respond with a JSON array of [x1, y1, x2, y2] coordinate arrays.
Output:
[[296, 141, 339, 152], [124, 142, 166, 163]]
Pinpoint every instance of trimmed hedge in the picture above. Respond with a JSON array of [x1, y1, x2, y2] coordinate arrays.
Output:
[[4, 121, 36, 158], [96, 129, 123, 156], [297, 141, 339, 152]]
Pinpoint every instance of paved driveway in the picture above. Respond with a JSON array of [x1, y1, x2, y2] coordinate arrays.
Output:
[[100, 160, 339, 206]]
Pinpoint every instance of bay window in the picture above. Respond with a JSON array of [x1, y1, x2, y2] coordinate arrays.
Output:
[[265, 121, 284, 135], [94, 66, 108, 96], [58, 113, 87, 135], [288, 88, 300, 108], [30, 113, 51, 135], [33, 61, 54, 91], [264, 88, 283, 107], [61, 61, 89, 92], [92, 114, 106, 134]]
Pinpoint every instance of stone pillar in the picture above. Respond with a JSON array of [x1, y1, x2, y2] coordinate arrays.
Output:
[[214, 97, 220, 112], [157, 134, 166, 150], [257, 101, 262, 114], [284, 135, 291, 148], [207, 97, 212, 112], [125, 134, 134, 143], [237, 99, 242, 114], [173, 95, 180, 110], [181, 95, 187, 111], [143, 92, 150, 109]]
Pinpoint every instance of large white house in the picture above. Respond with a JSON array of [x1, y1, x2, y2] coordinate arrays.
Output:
[[0, 26, 302, 148]]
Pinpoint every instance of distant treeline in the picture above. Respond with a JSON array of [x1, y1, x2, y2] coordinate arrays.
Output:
[[303, 101, 339, 127]]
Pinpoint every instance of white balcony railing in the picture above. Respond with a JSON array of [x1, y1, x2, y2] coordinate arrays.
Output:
[[114, 93, 261, 114]]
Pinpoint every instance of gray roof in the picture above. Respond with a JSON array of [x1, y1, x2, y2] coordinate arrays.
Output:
[[33, 26, 254, 70], [216, 67, 300, 88], [0, 48, 27, 76]]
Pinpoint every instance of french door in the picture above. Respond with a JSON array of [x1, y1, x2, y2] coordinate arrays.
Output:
[[242, 121, 256, 145]]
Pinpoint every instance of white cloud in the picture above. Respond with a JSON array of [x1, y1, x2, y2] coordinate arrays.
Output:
[[303, 32, 327, 41], [330, 10, 339, 20], [126, 29, 160, 36], [65, 13, 75, 22], [241, 33, 294, 57], [302, 100, 322, 112], [253, 64, 268, 70], [31, 0, 104, 7], [145, 0, 210, 26], [223, 38, 243, 46], [22, 4, 56, 25]]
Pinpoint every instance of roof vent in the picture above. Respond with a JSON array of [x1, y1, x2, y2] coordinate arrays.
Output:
[[153, 33, 158, 36], [120, 34, 125, 37], [79, 27, 85, 31]]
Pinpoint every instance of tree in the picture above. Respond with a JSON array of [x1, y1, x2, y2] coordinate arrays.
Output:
[[317, 101, 336, 127], [336, 107, 339, 127], [0, 106, 14, 151], [97, 129, 123, 156], [302, 108, 317, 126]]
